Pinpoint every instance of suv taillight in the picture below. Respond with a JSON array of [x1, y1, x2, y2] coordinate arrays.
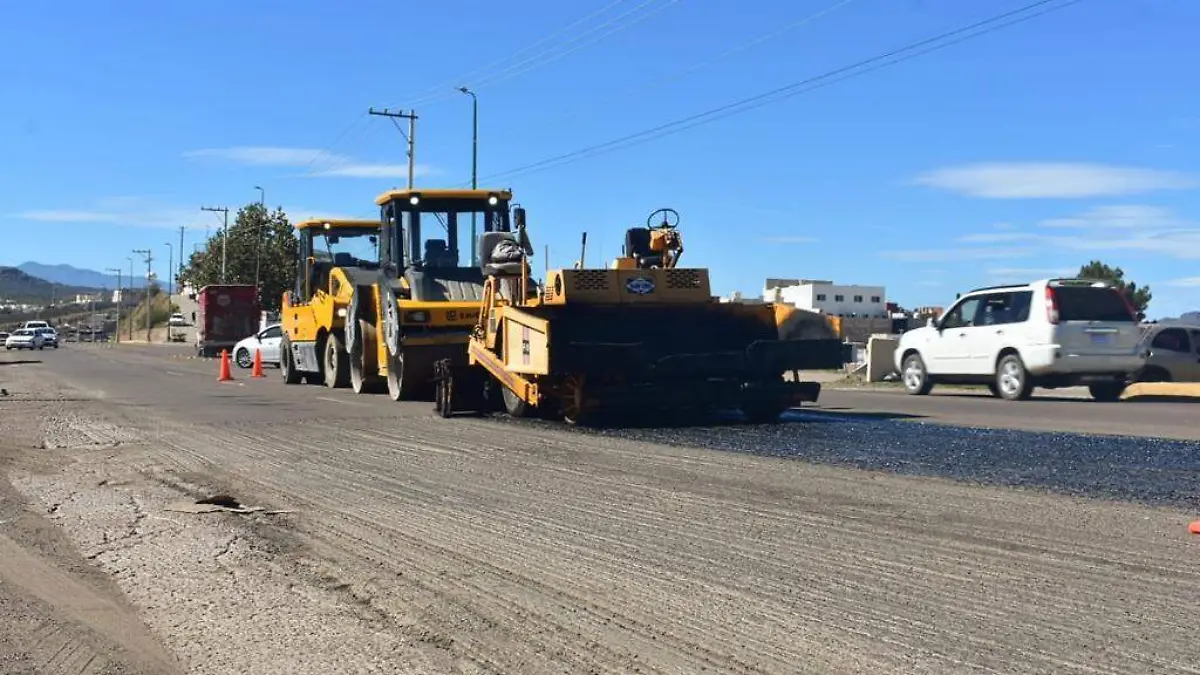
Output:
[[1045, 285, 1060, 324]]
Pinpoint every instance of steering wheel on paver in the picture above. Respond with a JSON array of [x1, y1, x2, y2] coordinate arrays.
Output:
[[647, 208, 680, 230]]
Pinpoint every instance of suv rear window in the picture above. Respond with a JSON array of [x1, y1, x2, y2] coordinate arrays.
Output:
[[1055, 286, 1135, 322]]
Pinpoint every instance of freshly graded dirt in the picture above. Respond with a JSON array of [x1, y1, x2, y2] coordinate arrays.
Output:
[[0, 346, 1196, 674]]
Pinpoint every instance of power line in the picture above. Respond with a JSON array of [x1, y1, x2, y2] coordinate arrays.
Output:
[[479, 0, 1087, 183], [397, 0, 634, 108], [533, 0, 858, 132], [434, 0, 682, 101], [299, 0, 643, 178]]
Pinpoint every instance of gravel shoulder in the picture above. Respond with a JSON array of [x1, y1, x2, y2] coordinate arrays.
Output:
[[2, 347, 1199, 674]]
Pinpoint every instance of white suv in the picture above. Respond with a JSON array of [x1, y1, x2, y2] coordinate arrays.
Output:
[[895, 278, 1147, 401]]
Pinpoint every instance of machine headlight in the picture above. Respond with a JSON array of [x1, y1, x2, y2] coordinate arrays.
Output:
[[487, 194, 499, 206], [404, 311, 429, 323], [336, 308, 347, 318], [409, 195, 420, 205]]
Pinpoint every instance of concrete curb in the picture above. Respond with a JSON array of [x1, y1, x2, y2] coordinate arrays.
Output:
[[1120, 382, 1200, 403]]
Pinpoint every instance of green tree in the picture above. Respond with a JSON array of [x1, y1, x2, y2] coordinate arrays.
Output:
[[178, 204, 298, 311], [1076, 260, 1152, 319]]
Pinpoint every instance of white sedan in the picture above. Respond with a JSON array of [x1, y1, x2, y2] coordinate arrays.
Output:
[[5, 329, 47, 350], [233, 324, 283, 369]]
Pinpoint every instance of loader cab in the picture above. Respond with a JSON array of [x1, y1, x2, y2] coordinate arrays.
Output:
[[374, 188, 513, 302], [294, 219, 381, 302]]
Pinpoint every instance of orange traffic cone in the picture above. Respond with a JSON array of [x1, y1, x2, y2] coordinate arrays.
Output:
[[217, 349, 234, 382], [251, 348, 265, 378], [1189, 520, 1200, 535]]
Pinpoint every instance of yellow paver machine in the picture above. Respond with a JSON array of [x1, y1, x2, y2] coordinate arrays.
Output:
[[433, 208, 850, 425]]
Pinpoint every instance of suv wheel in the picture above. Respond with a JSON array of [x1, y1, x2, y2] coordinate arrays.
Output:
[[901, 352, 934, 395], [995, 353, 1033, 401]]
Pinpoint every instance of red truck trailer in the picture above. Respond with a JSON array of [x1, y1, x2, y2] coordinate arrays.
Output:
[[195, 284, 259, 357]]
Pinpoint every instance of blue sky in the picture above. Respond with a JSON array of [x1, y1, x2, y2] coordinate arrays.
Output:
[[2, 0, 1198, 318]]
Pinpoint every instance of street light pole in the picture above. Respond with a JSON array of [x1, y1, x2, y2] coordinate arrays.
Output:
[[164, 241, 174, 295], [458, 86, 479, 265]]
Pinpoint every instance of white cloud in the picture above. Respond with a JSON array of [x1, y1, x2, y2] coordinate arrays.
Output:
[[183, 146, 438, 179], [7, 196, 368, 232], [9, 197, 204, 230], [1038, 204, 1185, 229], [932, 205, 1200, 263], [912, 162, 1199, 199], [879, 246, 1034, 263], [957, 231, 1035, 243], [1164, 276, 1200, 288], [761, 235, 818, 244]]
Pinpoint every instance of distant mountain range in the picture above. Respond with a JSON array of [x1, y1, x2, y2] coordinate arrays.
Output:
[[0, 267, 98, 303], [16, 262, 149, 290]]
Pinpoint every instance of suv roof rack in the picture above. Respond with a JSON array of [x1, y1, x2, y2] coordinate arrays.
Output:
[[1046, 277, 1112, 288], [963, 282, 1032, 294]]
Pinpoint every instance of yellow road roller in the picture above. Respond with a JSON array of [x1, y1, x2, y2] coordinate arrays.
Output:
[[433, 208, 850, 425], [280, 218, 382, 388], [339, 188, 521, 400]]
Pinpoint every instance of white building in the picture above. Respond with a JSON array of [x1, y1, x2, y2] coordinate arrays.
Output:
[[763, 279, 887, 318]]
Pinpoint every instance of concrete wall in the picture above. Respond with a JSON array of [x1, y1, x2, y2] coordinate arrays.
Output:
[[866, 335, 899, 382]]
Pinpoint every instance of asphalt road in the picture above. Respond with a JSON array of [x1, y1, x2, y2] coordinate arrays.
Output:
[[2, 343, 1198, 674]]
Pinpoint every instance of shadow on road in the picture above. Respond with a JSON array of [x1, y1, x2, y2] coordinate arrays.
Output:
[[0, 360, 43, 367], [804, 407, 927, 421]]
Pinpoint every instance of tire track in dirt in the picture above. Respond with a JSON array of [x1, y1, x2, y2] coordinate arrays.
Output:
[[141, 415, 1200, 675]]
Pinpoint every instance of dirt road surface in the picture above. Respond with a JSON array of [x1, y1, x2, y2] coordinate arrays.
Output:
[[1, 344, 1197, 674]]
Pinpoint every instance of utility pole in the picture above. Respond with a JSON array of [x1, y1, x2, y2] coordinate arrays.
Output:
[[106, 267, 122, 343], [458, 87, 479, 265], [368, 107, 417, 189], [177, 225, 185, 291], [127, 257, 134, 341], [201, 206, 230, 282], [133, 249, 152, 342]]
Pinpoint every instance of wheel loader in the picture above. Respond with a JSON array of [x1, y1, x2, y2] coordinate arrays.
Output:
[[433, 207, 850, 425], [280, 219, 381, 387], [339, 188, 520, 400]]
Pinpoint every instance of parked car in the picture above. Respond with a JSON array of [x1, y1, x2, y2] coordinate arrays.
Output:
[[5, 329, 47, 350], [33, 326, 59, 348], [895, 278, 1147, 401], [1133, 324, 1200, 382], [0, 331, 8, 343], [168, 313, 188, 326], [21, 320, 49, 331], [232, 324, 283, 369]]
